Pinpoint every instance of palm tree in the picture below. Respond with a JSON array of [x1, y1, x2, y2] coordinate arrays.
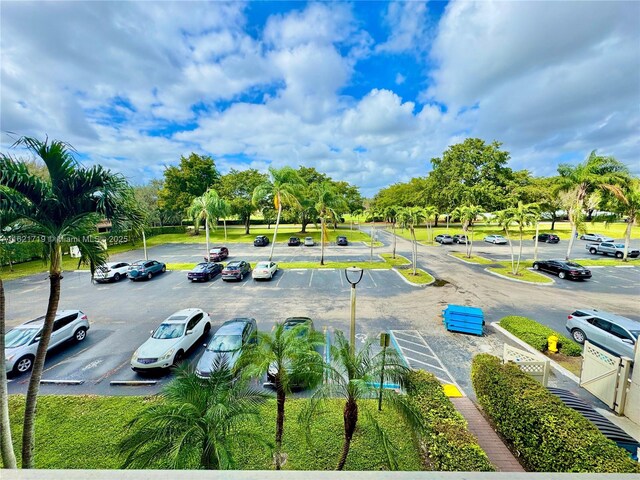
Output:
[[119, 360, 270, 469], [1, 137, 143, 468], [557, 151, 628, 260], [383, 206, 399, 259], [252, 167, 305, 261], [238, 322, 324, 469], [603, 178, 640, 261], [508, 202, 539, 274], [396, 207, 425, 275], [452, 205, 485, 258], [187, 189, 222, 260], [299, 331, 422, 470], [494, 209, 517, 274], [314, 182, 346, 265], [213, 195, 231, 242], [423, 206, 438, 245]]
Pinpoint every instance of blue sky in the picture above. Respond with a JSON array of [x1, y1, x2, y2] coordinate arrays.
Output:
[[1, 1, 638, 196]]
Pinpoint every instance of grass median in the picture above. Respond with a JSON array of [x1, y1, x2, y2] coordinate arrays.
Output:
[[449, 252, 495, 264], [395, 267, 435, 284], [488, 264, 553, 284], [379, 253, 411, 266]]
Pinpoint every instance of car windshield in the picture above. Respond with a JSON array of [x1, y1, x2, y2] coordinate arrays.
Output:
[[256, 262, 269, 269], [130, 261, 144, 267], [152, 323, 185, 339], [614, 244, 625, 248], [208, 334, 242, 352], [210, 249, 222, 253], [5, 328, 39, 348], [225, 265, 239, 271]]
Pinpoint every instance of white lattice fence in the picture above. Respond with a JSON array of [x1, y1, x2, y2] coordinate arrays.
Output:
[[580, 341, 621, 410], [503, 344, 550, 386]]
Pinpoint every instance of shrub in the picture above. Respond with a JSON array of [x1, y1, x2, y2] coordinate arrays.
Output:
[[406, 370, 494, 471], [500, 316, 582, 356], [471, 354, 640, 473], [0, 240, 44, 266]]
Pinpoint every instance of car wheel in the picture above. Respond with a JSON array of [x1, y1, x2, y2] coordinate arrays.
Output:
[[203, 322, 211, 335], [206, 273, 211, 281], [240, 273, 244, 280], [589, 248, 597, 254], [615, 252, 623, 259], [571, 329, 586, 344], [269, 273, 273, 280], [173, 350, 184, 366], [114, 273, 121, 281], [13, 355, 34, 374], [533, 263, 539, 270], [161, 265, 166, 273], [579, 235, 585, 240], [74, 327, 87, 342], [558, 271, 566, 279], [147, 272, 153, 280]]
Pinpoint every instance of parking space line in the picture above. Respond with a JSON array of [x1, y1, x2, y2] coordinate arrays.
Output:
[[366, 270, 378, 287], [42, 344, 94, 373], [338, 270, 344, 287], [392, 330, 423, 341], [308, 270, 314, 288], [404, 356, 447, 371], [276, 271, 285, 287], [398, 345, 438, 360]]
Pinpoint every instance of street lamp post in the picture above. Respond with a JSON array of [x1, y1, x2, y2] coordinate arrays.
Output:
[[344, 266, 364, 355]]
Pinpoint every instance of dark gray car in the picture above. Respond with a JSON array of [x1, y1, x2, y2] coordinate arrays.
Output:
[[195, 318, 257, 377]]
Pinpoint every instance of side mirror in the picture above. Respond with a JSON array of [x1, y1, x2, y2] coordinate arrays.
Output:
[[150, 330, 154, 336], [186, 330, 193, 336], [33, 337, 41, 343], [203, 343, 208, 348]]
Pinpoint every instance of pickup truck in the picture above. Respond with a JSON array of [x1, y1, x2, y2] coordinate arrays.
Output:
[[586, 242, 640, 259]]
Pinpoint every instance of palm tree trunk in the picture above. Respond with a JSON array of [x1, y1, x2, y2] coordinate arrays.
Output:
[[0, 278, 18, 469], [200, 438, 215, 469], [551, 214, 556, 231], [410, 227, 417, 275], [504, 228, 515, 274], [244, 214, 251, 235], [623, 219, 633, 262], [533, 221, 540, 262], [205, 218, 210, 260], [336, 398, 358, 470], [320, 217, 325, 266], [566, 223, 577, 261], [269, 203, 282, 261], [223, 219, 227, 241], [516, 229, 523, 274], [22, 244, 62, 468], [275, 382, 286, 470], [392, 222, 396, 259]]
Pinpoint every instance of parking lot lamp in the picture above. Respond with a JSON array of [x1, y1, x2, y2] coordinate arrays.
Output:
[[345, 266, 364, 355]]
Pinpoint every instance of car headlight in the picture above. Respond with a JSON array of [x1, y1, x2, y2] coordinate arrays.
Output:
[[131, 349, 139, 360], [159, 349, 175, 361]]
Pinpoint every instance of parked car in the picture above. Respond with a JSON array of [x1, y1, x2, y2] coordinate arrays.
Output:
[[128, 260, 166, 281], [205, 246, 229, 262], [532, 259, 592, 280], [221, 260, 251, 281], [195, 318, 257, 377], [304, 237, 315, 246], [253, 261, 278, 280], [254, 235, 269, 247], [336, 236, 348, 246], [288, 236, 301, 246], [435, 234, 454, 244], [566, 309, 638, 359], [484, 235, 508, 244], [131, 308, 211, 372], [580, 233, 615, 242], [5, 310, 89, 375], [187, 262, 223, 282], [266, 317, 316, 388], [534, 233, 560, 244], [93, 261, 130, 283], [586, 242, 640, 259], [453, 234, 468, 244]]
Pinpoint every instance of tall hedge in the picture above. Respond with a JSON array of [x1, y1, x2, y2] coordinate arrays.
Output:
[[406, 370, 494, 471], [471, 354, 639, 473], [500, 315, 582, 356]]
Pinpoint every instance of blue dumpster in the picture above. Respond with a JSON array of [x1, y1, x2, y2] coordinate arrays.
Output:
[[443, 304, 484, 336]]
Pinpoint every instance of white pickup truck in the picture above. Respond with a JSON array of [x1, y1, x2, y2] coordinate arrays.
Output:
[[586, 242, 640, 259]]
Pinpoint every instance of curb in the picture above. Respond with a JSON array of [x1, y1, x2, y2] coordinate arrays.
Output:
[[40, 379, 84, 385], [391, 267, 434, 287], [491, 322, 581, 383], [484, 267, 555, 286], [447, 253, 494, 266], [110, 380, 158, 386]]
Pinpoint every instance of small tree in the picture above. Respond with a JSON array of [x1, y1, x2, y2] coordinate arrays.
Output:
[[603, 179, 640, 261], [452, 205, 485, 258], [187, 189, 222, 259], [423, 206, 438, 244], [397, 207, 425, 275]]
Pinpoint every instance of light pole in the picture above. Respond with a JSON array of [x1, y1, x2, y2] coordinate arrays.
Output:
[[344, 266, 364, 355]]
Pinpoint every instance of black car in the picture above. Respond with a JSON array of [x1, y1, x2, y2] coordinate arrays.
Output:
[[534, 233, 560, 244], [288, 236, 301, 246], [453, 234, 468, 244], [336, 236, 348, 246], [187, 262, 223, 282], [532, 260, 592, 280], [254, 235, 269, 247], [221, 261, 252, 281]]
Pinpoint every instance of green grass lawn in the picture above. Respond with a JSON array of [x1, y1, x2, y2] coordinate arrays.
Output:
[[395, 267, 435, 284], [488, 264, 554, 284], [449, 252, 495, 265], [571, 257, 640, 267], [380, 253, 411, 266], [3, 395, 422, 471]]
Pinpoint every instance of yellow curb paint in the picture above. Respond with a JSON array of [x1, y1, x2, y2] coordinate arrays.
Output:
[[443, 384, 463, 397]]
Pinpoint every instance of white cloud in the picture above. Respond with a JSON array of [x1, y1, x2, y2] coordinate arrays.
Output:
[[377, 1, 430, 54]]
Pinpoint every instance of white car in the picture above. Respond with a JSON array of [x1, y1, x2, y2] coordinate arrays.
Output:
[[131, 308, 211, 371], [304, 237, 315, 246], [253, 261, 278, 280], [484, 234, 508, 244], [580, 233, 615, 243], [93, 261, 130, 282], [5, 310, 90, 375]]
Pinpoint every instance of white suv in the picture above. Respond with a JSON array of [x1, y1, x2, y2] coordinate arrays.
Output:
[[93, 261, 130, 282], [5, 310, 90, 375]]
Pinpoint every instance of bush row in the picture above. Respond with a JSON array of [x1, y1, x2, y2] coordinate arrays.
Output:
[[0, 240, 44, 266], [471, 354, 639, 473], [499, 315, 582, 356], [405, 370, 494, 472]]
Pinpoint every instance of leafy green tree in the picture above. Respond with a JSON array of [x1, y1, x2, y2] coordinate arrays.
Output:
[[238, 322, 324, 469], [187, 189, 223, 258], [333, 181, 364, 220], [557, 151, 628, 260], [314, 182, 347, 265], [252, 167, 305, 261], [219, 169, 268, 234], [428, 138, 514, 213], [451, 205, 485, 258], [0, 136, 143, 468], [601, 178, 640, 261], [119, 360, 270, 469], [158, 153, 220, 223], [300, 331, 422, 471], [134, 179, 175, 227]]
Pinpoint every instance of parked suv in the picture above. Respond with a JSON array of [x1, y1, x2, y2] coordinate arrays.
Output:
[[221, 261, 251, 281], [205, 247, 229, 262], [435, 234, 453, 244], [453, 234, 468, 244], [336, 236, 348, 246], [566, 309, 639, 358], [5, 310, 90, 375], [254, 235, 269, 247], [534, 233, 560, 244], [93, 262, 130, 282], [195, 318, 258, 377]]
